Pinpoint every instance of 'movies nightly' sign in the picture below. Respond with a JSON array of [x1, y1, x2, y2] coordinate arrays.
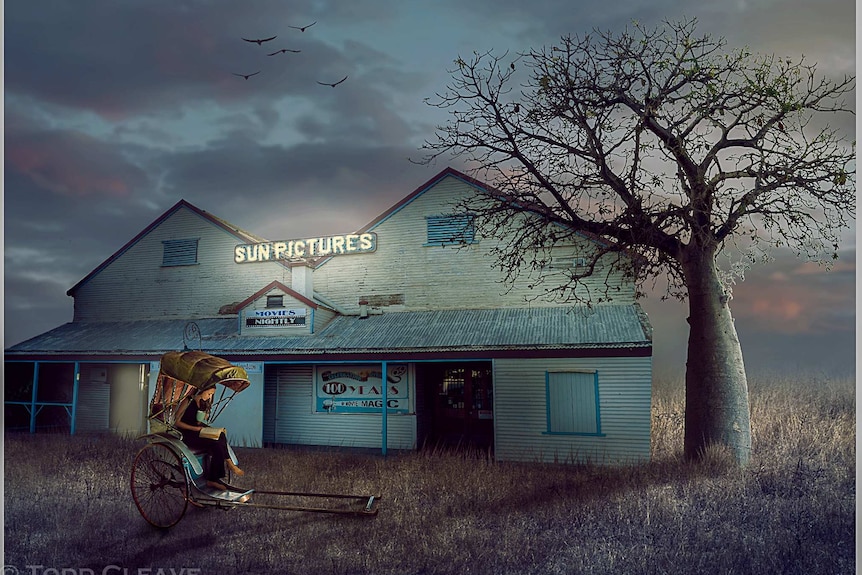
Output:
[[235, 232, 377, 263]]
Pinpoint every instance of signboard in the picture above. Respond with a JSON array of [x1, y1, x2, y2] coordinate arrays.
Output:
[[245, 308, 306, 327], [234, 362, 263, 374], [235, 232, 377, 263], [314, 364, 409, 414]]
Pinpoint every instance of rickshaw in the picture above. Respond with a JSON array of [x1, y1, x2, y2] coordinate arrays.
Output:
[[131, 350, 379, 528]]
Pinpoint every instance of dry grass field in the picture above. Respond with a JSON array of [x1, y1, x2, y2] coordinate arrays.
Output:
[[3, 375, 855, 575]]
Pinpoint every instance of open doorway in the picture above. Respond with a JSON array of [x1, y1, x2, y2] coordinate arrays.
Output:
[[417, 362, 493, 450]]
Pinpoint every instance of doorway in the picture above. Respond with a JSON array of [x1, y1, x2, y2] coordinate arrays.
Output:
[[418, 362, 493, 450]]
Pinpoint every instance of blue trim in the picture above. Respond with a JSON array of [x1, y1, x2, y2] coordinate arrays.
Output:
[[30, 363, 39, 433], [310, 308, 315, 334], [381, 360, 388, 457], [70, 362, 80, 435], [545, 371, 552, 434], [545, 370, 604, 436], [542, 431, 606, 437], [594, 370, 603, 436]]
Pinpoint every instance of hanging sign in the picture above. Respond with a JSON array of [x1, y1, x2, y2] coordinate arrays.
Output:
[[245, 308, 306, 327], [235, 233, 377, 263], [314, 364, 409, 414]]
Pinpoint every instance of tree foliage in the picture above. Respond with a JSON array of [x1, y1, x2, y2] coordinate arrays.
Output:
[[422, 18, 855, 303], [421, 18, 855, 464]]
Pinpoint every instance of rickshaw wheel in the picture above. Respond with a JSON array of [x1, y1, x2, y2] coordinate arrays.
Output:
[[131, 442, 189, 528]]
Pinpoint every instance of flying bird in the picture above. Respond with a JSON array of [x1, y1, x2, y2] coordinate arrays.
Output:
[[317, 75, 348, 87], [267, 48, 302, 56], [289, 21, 317, 32], [241, 35, 277, 45], [232, 71, 261, 80]]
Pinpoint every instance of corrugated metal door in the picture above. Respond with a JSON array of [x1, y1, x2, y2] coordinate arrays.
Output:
[[263, 365, 313, 444], [76, 379, 111, 432]]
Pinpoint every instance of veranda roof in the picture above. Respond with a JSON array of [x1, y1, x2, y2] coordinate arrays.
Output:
[[5, 304, 651, 362]]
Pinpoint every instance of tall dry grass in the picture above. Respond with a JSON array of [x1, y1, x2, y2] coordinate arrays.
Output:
[[3, 374, 855, 575]]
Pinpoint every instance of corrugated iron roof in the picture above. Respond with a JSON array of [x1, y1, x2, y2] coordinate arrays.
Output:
[[5, 305, 651, 358]]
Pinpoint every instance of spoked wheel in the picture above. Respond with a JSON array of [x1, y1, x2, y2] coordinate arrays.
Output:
[[131, 442, 189, 528]]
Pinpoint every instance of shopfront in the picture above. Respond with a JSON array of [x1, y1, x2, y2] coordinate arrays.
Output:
[[5, 167, 654, 465]]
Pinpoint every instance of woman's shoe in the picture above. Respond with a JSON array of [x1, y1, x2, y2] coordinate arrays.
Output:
[[206, 480, 227, 491], [226, 459, 245, 476]]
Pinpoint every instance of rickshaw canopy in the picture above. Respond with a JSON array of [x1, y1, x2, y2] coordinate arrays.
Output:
[[159, 351, 251, 392]]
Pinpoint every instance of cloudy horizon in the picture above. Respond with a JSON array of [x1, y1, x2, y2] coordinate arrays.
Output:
[[4, 0, 856, 377]]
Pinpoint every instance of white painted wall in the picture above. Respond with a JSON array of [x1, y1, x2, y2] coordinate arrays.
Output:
[[264, 364, 415, 450], [73, 208, 293, 322], [493, 356, 653, 465], [313, 175, 636, 314], [109, 364, 148, 437]]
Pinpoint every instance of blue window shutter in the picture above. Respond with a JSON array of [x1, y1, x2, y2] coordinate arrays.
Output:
[[162, 239, 199, 266], [546, 371, 600, 434], [426, 215, 476, 245]]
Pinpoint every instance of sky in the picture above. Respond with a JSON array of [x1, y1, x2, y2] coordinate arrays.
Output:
[[3, 0, 857, 378]]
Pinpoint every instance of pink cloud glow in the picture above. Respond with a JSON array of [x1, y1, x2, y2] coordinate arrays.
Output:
[[6, 132, 134, 198]]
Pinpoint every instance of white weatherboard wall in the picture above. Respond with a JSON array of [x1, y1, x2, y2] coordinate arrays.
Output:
[[493, 356, 652, 465], [264, 365, 416, 450], [313, 175, 637, 315], [73, 207, 292, 322]]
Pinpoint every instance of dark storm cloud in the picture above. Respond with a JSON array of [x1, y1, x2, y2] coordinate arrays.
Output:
[[154, 135, 433, 214], [3, 0, 855, 382], [4, 0, 417, 119]]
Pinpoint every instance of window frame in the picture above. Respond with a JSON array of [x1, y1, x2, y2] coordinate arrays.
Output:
[[161, 238, 200, 267], [424, 214, 477, 246], [543, 370, 605, 436], [266, 295, 285, 308]]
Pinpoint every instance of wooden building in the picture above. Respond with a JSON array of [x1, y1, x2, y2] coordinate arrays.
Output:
[[5, 168, 653, 464]]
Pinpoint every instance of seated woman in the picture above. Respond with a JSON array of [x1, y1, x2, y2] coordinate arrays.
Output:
[[175, 386, 244, 490]]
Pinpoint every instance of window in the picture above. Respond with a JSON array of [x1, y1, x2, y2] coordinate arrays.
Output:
[[266, 295, 284, 308], [425, 215, 476, 246], [545, 371, 604, 435], [161, 238, 199, 267], [549, 256, 589, 269]]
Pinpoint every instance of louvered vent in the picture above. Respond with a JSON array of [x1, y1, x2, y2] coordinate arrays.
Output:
[[425, 215, 476, 246], [162, 238, 199, 266]]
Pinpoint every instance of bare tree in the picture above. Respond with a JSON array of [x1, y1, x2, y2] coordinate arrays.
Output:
[[421, 18, 855, 465]]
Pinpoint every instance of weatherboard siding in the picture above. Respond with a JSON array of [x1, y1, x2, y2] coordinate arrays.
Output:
[[493, 356, 652, 465], [264, 365, 415, 450], [313, 175, 636, 313], [73, 207, 292, 322]]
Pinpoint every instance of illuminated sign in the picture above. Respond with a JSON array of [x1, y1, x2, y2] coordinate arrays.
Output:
[[245, 308, 306, 327], [314, 364, 409, 414], [235, 233, 377, 263]]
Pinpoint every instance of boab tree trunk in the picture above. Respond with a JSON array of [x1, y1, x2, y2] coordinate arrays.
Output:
[[681, 245, 752, 464]]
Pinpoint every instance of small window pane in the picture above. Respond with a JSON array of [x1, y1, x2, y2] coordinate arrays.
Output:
[[266, 295, 284, 308]]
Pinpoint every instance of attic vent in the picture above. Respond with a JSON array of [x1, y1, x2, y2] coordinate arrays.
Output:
[[162, 238, 199, 267], [425, 215, 476, 246], [266, 295, 284, 308]]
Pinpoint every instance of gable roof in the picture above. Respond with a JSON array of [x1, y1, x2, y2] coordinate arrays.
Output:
[[358, 167, 489, 234], [312, 166, 620, 269], [67, 199, 264, 297], [226, 280, 320, 313]]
